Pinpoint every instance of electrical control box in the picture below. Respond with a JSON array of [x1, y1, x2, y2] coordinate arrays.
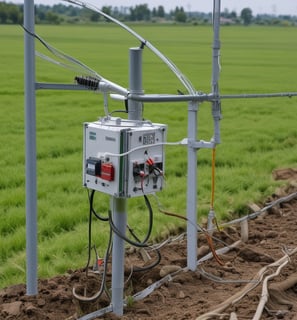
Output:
[[83, 117, 167, 198]]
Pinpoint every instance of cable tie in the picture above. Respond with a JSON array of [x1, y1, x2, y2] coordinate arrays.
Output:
[[139, 41, 146, 49]]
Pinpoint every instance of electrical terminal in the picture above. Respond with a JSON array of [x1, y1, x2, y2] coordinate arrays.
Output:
[[132, 155, 163, 193], [75, 76, 99, 90]]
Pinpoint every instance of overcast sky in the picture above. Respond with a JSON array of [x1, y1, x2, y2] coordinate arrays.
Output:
[[8, 0, 297, 15]]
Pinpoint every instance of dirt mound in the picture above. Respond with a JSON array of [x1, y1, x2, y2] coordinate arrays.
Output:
[[273, 168, 297, 181], [1, 172, 297, 320]]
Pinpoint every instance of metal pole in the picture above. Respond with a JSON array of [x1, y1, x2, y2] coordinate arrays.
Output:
[[24, 0, 38, 295], [207, 0, 221, 232], [111, 47, 143, 316], [187, 0, 221, 270], [128, 48, 144, 121], [110, 197, 127, 316], [211, 0, 222, 144], [186, 101, 198, 271]]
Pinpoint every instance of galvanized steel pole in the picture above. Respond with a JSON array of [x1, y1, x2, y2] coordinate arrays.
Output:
[[186, 101, 198, 271], [111, 47, 143, 316], [211, 0, 222, 144], [24, 0, 38, 295], [110, 197, 127, 316]]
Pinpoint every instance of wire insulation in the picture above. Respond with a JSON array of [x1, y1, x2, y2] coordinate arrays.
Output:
[[63, 0, 196, 95]]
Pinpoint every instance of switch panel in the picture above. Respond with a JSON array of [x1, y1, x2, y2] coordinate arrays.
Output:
[[83, 117, 167, 198]]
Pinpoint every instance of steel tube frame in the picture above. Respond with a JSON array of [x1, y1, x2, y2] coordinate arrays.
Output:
[[211, 0, 221, 145], [128, 91, 297, 103], [110, 48, 143, 316], [24, 0, 296, 314], [24, 0, 38, 296], [186, 101, 198, 270], [110, 197, 127, 316]]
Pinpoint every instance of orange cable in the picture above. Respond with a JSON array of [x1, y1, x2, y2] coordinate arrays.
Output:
[[158, 207, 224, 266], [210, 148, 222, 233], [205, 233, 225, 266]]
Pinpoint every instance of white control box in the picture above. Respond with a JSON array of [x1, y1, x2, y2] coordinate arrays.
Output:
[[83, 117, 167, 198]]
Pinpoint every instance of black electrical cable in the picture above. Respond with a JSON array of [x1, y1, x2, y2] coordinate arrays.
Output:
[[83, 189, 108, 274], [109, 109, 128, 116], [22, 25, 100, 79], [83, 189, 161, 296], [89, 189, 109, 221], [108, 195, 161, 272], [126, 221, 162, 273], [109, 209, 147, 248], [127, 224, 142, 243], [73, 223, 114, 302], [142, 194, 153, 243], [102, 224, 113, 300], [133, 248, 162, 273], [108, 195, 153, 247], [73, 190, 113, 302], [84, 192, 93, 274]]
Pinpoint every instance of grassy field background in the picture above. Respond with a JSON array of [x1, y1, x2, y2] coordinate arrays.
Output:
[[0, 23, 296, 288]]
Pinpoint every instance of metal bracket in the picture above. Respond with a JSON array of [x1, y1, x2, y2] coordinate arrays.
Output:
[[185, 138, 215, 150]]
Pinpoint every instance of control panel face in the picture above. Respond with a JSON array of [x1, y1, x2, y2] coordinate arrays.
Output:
[[83, 117, 166, 198]]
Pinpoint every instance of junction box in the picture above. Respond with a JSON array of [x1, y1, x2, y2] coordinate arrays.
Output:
[[83, 117, 167, 198]]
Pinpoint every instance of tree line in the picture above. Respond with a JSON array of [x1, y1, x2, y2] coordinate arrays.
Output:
[[0, 2, 296, 26]]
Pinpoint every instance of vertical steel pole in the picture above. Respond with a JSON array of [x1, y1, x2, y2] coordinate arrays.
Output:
[[24, 0, 38, 295], [110, 197, 127, 316], [207, 0, 222, 232], [111, 47, 143, 316], [187, 1, 221, 270], [128, 48, 144, 121], [186, 101, 198, 271], [211, 0, 222, 144]]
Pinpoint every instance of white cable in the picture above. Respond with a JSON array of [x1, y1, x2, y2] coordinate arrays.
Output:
[[78, 304, 113, 320], [32, 30, 101, 79], [219, 191, 297, 228], [63, 0, 196, 95], [150, 233, 186, 251], [103, 140, 186, 158], [35, 50, 100, 80], [252, 259, 289, 320], [197, 266, 258, 284]]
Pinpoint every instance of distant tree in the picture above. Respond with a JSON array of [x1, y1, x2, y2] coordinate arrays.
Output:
[[52, 4, 66, 14], [230, 11, 237, 19], [45, 11, 60, 24], [157, 5, 165, 18], [7, 4, 20, 23], [0, 3, 8, 23], [37, 10, 46, 22], [102, 6, 112, 16], [2, 2, 294, 25], [174, 7, 187, 23], [90, 11, 100, 22], [130, 4, 150, 21], [0, 2, 22, 23], [35, 5, 51, 23], [152, 5, 165, 18], [241, 7, 253, 25], [222, 8, 237, 19], [222, 8, 229, 18]]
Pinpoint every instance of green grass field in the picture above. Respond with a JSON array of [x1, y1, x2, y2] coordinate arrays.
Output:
[[0, 23, 296, 288]]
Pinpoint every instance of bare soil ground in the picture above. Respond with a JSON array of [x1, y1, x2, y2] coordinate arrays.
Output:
[[1, 168, 297, 320]]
